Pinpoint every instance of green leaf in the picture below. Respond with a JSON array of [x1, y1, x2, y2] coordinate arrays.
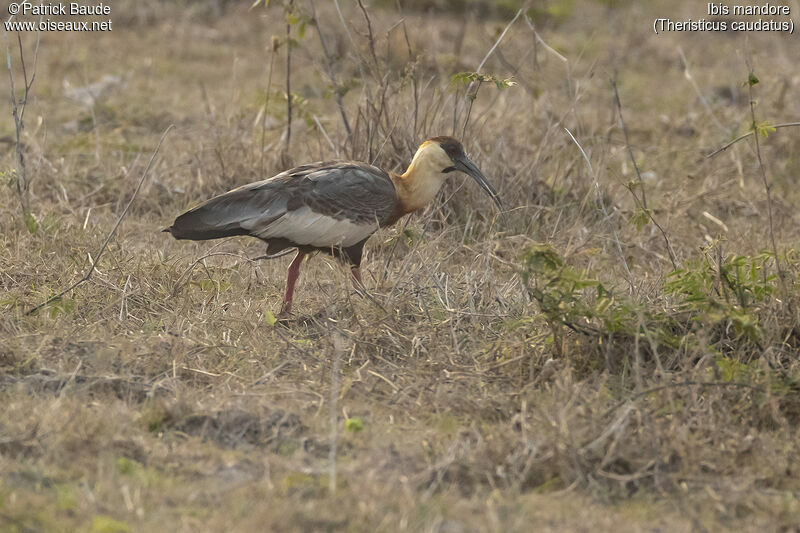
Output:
[[265, 310, 278, 327], [286, 12, 300, 25], [755, 120, 776, 138], [747, 72, 759, 86], [345, 417, 364, 432], [629, 207, 650, 232], [449, 71, 516, 90], [495, 78, 517, 90], [450, 71, 476, 85], [521, 244, 564, 274]]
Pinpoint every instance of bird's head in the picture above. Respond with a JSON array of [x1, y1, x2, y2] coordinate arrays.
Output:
[[401, 136, 502, 210]]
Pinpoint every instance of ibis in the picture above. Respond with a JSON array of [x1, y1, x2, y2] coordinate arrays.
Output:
[[164, 136, 501, 314]]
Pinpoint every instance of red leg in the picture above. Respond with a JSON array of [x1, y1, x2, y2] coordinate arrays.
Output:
[[280, 251, 306, 315], [351, 267, 363, 291]]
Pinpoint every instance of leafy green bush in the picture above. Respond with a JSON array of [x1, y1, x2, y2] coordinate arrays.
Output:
[[520, 242, 796, 370]]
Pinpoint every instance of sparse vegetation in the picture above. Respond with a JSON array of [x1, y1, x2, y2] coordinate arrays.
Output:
[[2, 1, 800, 531]]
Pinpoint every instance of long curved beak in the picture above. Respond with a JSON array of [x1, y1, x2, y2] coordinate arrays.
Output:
[[454, 156, 502, 209]]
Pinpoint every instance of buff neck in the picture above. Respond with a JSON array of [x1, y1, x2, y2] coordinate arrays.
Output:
[[390, 142, 451, 214]]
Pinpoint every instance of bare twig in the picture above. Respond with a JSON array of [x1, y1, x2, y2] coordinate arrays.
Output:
[[461, 7, 523, 136], [260, 37, 278, 178], [309, 0, 352, 142], [313, 115, 337, 155], [461, 80, 482, 141], [284, 0, 294, 155], [332, 0, 356, 47], [474, 8, 523, 75], [356, 0, 379, 72], [396, 13, 420, 137], [26, 125, 174, 315], [612, 79, 647, 209], [564, 128, 633, 288], [678, 48, 727, 133], [707, 122, 800, 158], [4, 22, 42, 220], [746, 68, 783, 282], [524, 15, 567, 63], [612, 78, 678, 269]]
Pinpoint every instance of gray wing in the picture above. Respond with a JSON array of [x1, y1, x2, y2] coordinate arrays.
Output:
[[166, 162, 398, 248]]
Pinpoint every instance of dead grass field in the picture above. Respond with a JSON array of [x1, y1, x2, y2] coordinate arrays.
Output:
[[2, 1, 800, 531]]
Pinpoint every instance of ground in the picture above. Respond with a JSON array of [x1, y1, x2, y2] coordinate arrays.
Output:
[[1, 1, 800, 531]]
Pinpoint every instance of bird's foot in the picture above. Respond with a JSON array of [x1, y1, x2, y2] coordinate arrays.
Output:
[[276, 301, 293, 322], [350, 267, 364, 291]]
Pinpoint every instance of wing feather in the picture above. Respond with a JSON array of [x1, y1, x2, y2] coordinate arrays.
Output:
[[166, 162, 398, 248]]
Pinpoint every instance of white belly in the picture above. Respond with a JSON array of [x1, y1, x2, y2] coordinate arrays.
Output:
[[250, 206, 378, 248]]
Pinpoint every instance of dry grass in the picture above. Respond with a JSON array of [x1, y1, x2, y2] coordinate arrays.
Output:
[[2, 1, 800, 531]]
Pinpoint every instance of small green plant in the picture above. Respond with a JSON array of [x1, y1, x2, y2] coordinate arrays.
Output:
[[450, 72, 517, 91], [520, 243, 631, 335], [345, 417, 364, 432], [451, 71, 517, 137], [665, 245, 778, 342], [629, 206, 651, 232], [519, 242, 793, 366]]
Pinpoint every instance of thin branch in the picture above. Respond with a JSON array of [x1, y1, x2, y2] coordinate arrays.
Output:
[[332, 0, 357, 47], [460, 80, 481, 141], [309, 0, 352, 141], [260, 40, 277, 178], [4, 24, 40, 218], [452, 7, 525, 140], [475, 8, 523, 74], [707, 122, 800, 158], [25, 125, 174, 315], [524, 15, 567, 63], [284, 0, 293, 155], [16, 26, 40, 120], [612, 78, 678, 269], [5, 28, 24, 214], [356, 0, 379, 72], [747, 68, 783, 282], [464, 8, 523, 106], [678, 47, 727, 134], [612, 79, 647, 209], [564, 127, 633, 288]]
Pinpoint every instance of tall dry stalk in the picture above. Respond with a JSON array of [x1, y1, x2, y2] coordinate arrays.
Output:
[[4, 26, 42, 228], [284, 0, 294, 156], [746, 67, 783, 283]]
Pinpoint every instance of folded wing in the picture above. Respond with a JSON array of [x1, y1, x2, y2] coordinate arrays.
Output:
[[166, 162, 398, 250]]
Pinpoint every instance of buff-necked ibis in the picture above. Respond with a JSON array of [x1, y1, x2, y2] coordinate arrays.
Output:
[[164, 136, 501, 314]]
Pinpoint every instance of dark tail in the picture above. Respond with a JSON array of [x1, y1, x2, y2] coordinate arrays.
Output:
[[163, 195, 256, 241], [164, 211, 251, 240], [164, 184, 279, 241]]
